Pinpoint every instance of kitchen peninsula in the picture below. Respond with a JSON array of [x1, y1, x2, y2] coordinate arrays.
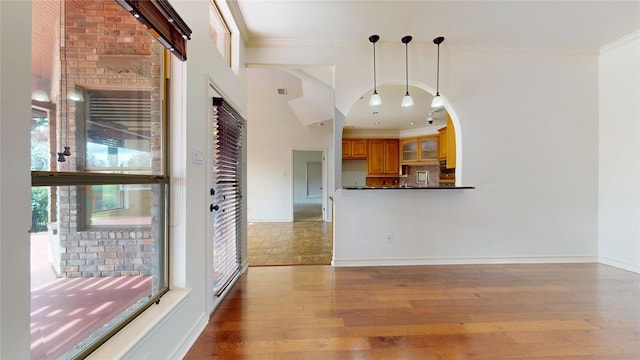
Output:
[[343, 185, 475, 190]]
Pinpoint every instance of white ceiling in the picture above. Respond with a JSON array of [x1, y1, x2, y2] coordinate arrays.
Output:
[[235, 1, 639, 49], [236, 1, 640, 131]]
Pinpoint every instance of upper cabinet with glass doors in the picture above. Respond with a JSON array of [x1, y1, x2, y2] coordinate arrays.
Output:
[[401, 136, 439, 164]]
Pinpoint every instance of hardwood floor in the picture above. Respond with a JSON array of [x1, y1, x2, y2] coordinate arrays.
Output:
[[185, 263, 640, 359], [247, 222, 332, 266]]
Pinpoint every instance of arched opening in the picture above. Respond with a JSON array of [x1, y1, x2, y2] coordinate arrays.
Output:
[[341, 83, 460, 188]]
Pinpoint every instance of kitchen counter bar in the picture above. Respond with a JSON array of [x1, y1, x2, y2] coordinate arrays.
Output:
[[342, 186, 475, 190]]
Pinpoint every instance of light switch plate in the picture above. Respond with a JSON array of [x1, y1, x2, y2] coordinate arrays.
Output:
[[192, 147, 204, 164]]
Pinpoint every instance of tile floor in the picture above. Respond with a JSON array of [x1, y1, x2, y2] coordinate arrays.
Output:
[[247, 221, 333, 266]]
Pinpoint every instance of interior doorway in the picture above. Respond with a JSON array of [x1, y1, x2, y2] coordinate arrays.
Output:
[[292, 150, 324, 222]]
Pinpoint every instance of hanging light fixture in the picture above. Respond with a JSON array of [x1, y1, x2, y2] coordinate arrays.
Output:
[[58, 0, 71, 162], [401, 35, 414, 107], [431, 36, 445, 108], [368, 34, 382, 106]]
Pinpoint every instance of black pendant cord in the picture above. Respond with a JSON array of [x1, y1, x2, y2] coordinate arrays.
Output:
[[435, 43, 440, 96], [432, 36, 445, 97], [373, 40, 377, 93], [404, 41, 409, 95], [369, 35, 380, 95], [402, 35, 412, 96], [58, 1, 72, 162], [58, 0, 66, 162]]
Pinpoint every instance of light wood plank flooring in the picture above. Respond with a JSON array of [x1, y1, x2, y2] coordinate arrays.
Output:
[[185, 263, 640, 359]]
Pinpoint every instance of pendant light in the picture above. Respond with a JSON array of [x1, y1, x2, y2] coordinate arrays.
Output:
[[401, 35, 414, 107], [431, 36, 445, 108], [58, 0, 71, 162], [368, 35, 382, 106]]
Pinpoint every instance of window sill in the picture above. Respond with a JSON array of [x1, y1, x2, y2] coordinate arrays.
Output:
[[85, 287, 192, 359]]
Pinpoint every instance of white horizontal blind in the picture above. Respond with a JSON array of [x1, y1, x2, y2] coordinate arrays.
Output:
[[86, 89, 152, 147], [210, 97, 243, 296]]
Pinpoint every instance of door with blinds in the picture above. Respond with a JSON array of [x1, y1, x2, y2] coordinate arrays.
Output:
[[209, 97, 243, 297]]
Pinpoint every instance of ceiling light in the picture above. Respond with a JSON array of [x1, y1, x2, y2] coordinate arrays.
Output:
[[31, 90, 50, 102], [431, 36, 445, 108], [401, 35, 414, 107], [67, 90, 84, 102], [368, 35, 382, 106]]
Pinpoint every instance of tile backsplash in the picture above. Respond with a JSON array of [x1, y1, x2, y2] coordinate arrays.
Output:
[[363, 165, 441, 187], [403, 164, 440, 187]]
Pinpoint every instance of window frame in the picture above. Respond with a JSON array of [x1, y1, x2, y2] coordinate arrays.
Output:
[[209, 0, 232, 66], [30, 0, 173, 355]]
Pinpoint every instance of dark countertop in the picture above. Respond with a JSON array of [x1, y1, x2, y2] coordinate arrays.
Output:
[[342, 186, 475, 190]]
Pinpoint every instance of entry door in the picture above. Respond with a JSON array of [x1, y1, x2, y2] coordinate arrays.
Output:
[[209, 97, 243, 297]]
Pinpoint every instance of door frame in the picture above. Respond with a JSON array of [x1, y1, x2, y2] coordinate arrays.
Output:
[[291, 148, 327, 222]]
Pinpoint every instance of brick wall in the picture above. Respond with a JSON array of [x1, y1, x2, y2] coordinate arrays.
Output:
[[53, 0, 163, 278]]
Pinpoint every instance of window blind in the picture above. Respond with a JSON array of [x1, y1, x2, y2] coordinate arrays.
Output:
[[210, 97, 243, 296], [86, 90, 152, 147]]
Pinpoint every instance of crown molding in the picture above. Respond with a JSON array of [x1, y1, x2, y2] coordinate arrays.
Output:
[[600, 30, 640, 54]]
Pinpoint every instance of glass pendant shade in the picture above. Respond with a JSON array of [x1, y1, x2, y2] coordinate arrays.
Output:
[[401, 35, 413, 107], [401, 93, 414, 107], [369, 91, 382, 106], [431, 93, 444, 108], [431, 36, 445, 108]]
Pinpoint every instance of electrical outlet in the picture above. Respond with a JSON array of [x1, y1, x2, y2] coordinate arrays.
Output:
[[385, 233, 393, 243]]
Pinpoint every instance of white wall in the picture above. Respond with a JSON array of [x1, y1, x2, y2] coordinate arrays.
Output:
[[0, 2, 32, 357], [598, 32, 640, 273], [246, 68, 334, 222], [248, 41, 601, 265]]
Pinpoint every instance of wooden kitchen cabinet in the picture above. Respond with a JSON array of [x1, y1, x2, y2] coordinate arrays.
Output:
[[438, 127, 447, 160], [401, 136, 438, 164], [342, 139, 367, 159], [367, 139, 399, 175], [438, 114, 456, 169]]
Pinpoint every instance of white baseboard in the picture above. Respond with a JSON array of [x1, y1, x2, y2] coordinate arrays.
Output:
[[170, 312, 208, 359], [332, 256, 598, 267], [599, 257, 640, 274]]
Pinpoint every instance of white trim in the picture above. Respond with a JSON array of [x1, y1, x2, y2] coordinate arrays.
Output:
[[599, 257, 640, 274], [208, 268, 246, 316], [169, 313, 208, 360], [332, 256, 598, 267], [87, 288, 193, 359], [600, 30, 640, 54]]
